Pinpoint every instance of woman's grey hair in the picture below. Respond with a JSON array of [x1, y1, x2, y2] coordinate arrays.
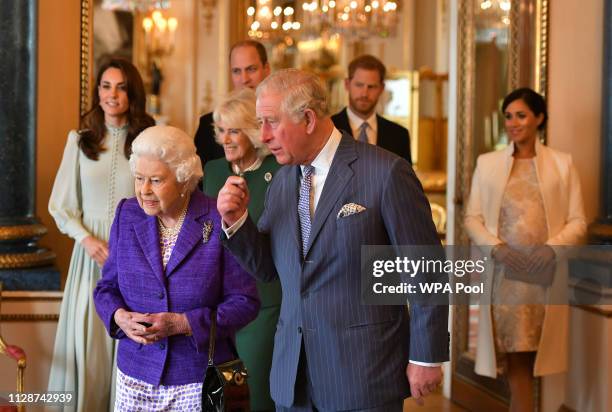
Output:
[[256, 68, 329, 123], [213, 88, 269, 159], [129, 125, 203, 192]]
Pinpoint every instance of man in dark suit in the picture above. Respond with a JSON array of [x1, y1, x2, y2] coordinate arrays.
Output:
[[193, 40, 270, 168], [217, 69, 448, 411], [332, 54, 412, 163]]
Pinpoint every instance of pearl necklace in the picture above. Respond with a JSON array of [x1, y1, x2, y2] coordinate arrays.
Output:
[[157, 205, 188, 238]]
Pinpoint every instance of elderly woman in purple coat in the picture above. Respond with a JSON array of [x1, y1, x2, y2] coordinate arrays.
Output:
[[93, 125, 259, 410]]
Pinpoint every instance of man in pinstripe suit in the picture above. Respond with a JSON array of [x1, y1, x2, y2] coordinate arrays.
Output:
[[218, 69, 449, 411]]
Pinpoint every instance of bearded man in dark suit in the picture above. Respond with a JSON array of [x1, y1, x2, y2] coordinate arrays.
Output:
[[332, 54, 412, 163]]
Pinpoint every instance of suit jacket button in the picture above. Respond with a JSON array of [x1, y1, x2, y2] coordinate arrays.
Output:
[[297, 327, 303, 334], [158, 292, 165, 300]]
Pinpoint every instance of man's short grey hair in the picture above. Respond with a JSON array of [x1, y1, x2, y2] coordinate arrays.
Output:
[[256, 68, 329, 122], [213, 88, 269, 159], [129, 125, 203, 192]]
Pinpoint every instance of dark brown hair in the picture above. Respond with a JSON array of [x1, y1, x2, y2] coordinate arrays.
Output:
[[229, 40, 268, 66], [348, 54, 386, 83], [502, 87, 548, 131], [78, 58, 155, 160]]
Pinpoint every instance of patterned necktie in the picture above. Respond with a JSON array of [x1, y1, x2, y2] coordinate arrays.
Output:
[[298, 165, 315, 258], [358, 122, 369, 143]]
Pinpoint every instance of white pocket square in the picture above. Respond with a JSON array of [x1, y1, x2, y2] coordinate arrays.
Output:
[[337, 203, 366, 219]]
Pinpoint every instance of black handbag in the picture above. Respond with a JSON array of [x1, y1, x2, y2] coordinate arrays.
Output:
[[202, 310, 250, 412]]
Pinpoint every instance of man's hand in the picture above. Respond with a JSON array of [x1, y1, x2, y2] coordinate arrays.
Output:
[[406, 363, 443, 406], [82, 236, 109, 267], [217, 176, 250, 227]]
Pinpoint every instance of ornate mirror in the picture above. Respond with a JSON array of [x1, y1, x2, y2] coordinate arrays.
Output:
[[79, 0, 211, 132]]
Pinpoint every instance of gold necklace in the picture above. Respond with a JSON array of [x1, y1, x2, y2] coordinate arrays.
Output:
[[157, 204, 188, 238]]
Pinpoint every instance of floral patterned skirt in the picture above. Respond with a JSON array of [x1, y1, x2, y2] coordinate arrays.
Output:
[[115, 368, 202, 411]]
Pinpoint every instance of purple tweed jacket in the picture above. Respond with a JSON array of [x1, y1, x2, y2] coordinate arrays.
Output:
[[93, 190, 259, 386]]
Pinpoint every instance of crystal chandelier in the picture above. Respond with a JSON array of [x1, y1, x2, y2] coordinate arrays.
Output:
[[142, 10, 178, 57], [302, 0, 399, 40], [247, 1, 301, 41], [475, 0, 511, 29], [101, 0, 171, 12], [247, 1, 400, 42]]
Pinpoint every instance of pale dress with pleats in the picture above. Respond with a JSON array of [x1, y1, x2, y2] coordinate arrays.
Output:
[[48, 126, 134, 412]]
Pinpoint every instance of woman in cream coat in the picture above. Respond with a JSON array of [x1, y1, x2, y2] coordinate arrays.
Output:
[[465, 88, 586, 411]]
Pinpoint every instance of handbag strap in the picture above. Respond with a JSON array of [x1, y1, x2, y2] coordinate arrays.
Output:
[[207, 309, 241, 366], [208, 310, 217, 366]]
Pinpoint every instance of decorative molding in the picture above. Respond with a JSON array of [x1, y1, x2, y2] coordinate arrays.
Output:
[[0, 224, 47, 241], [536, 0, 549, 95], [1, 291, 63, 301], [200, 0, 217, 35], [79, 0, 92, 116], [453, 0, 474, 248], [508, 0, 520, 90], [0, 251, 56, 269], [199, 80, 213, 115], [0, 313, 59, 322], [0, 291, 61, 322], [452, 0, 475, 377]]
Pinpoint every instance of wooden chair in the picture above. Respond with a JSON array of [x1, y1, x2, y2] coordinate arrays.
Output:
[[430, 202, 447, 240], [0, 282, 26, 412]]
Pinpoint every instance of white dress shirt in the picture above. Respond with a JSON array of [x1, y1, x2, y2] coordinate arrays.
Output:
[[299, 127, 342, 216], [347, 107, 377, 145]]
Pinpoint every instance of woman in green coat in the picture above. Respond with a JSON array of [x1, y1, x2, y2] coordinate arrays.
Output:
[[202, 88, 281, 412]]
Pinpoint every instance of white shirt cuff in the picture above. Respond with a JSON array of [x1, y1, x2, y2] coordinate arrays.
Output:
[[409, 360, 442, 367], [221, 211, 248, 238]]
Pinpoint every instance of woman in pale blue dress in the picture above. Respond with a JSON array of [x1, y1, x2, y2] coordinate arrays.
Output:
[[47, 57, 155, 412]]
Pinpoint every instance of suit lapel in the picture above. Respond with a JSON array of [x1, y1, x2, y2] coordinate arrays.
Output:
[[134, 215, 165, 286], [305, 134, 357, 257], [164, 192, 209, 276], [337, 109, 354, 138], [376, 115, 389, 149]]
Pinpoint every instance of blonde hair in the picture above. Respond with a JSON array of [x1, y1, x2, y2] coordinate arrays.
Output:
[[256, 68, 329, 122], [213, 88, 269, 158], [129, 125, 203, 192]]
